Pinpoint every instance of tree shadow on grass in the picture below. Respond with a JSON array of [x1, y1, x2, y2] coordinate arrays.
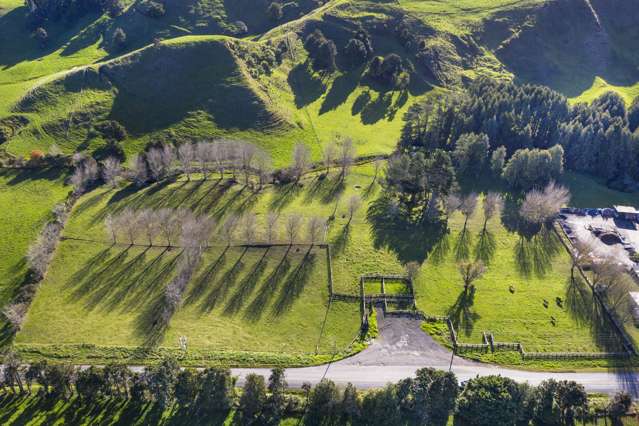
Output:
[[67, 246, 129, 299], [453, 229, 472, 261], [119, 249, 181, 312], [361, 92, 393, 125], [224, 248, 270, 316], [429, 233, 450, 265], [565, 275, 626, 353], [200, 247, 248, 313], [270, 182, 302, 212], [103, 248, 169, 311], [474, 229, 496, 265], [185, 248, 228, 306], [319, 67, 364, 115], [210, 186, 247, 220], [367, 196, 448, 264], [514, 225, 562, 278], [331, 223, 351, 256], [288, 62, 326, 108], [272, 249, 316, 317], [447, 287, 480, 337], [5, 166, 67, 186], [244, 248, 291, 322], [304, 174, 346, 204], [82, 248, 151, 311]]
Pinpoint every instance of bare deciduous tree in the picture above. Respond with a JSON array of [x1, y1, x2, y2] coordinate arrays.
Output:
[[458, 260, 486, 292], [147, 144, 174, 181], [241, 213, 257, 244], [307, 216, 326, 245], [445, 193, 462, 216], [570, 237, 596, 280], [178, 143, 195, 181], [27, 222, 60, 280], [197, 142, 212, 180], [292, 143, 311, 182], [520, 182, 571, 224], [156, 208, 180, 247], [70, 157, 99, 194], [239, 143, 257, 185], [119, 208, 140, 245], [2, 303, 27, 331], [102, 157, 121, 188], [255, 150, 272, 189], [460, 193, 478, 230], [222, 214, 239, 246], [138, 209, 160, 246], [285, 214, 303, 245], [338, 138, 355, 179], [266, 212, 279, 243], [105, 214, 117, 243], [130, 154, 149, 187], [482, 192, 503, 230], [323, 143, 337, 175]]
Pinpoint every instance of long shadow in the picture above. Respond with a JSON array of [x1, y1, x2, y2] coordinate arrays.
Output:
[[331, 223, 351, 256], [319, 67, 363, 114], [223, 248, 270, 315], [244, 248, 292, 322], [82, 248, 151, 311], [361, 92, 393, 124], [5, 166, 66, 186], [288, 61, 325, 108], [447, 287, 480, 337], [514, 225, 562, 277], [454, 228, 472, 261], [67, 246, 129, 297], [185, 248, 228, 306], [195, 180, 234, 214], [200, 247, 248, 313], [120, 249, 181, 312], [367, 196, 447, 264], [474, 229, 496, 265], [564, 275, 637, 394], [429, 232, 450, 265], [211, 186, 246, 220], [270, 182, 302, 212], [565, 275, 626, 353], [103, 248, 169, 311], [272, 249, 316, 317]]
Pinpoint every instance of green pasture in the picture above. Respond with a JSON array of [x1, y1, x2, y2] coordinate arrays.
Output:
[[0, 168, 69, 344], [13, 163, 631, 367], [16, 165, 399, 363], [414, 195, 625, 354]]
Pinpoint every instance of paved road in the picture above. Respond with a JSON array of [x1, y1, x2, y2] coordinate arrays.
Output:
[[231, 310, 639, 395]]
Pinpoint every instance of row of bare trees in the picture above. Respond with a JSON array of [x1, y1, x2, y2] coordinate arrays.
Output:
[[157, 212, 214, 332], [3, 202, 73, 332], [72, 137, 362, 195], [444, 183, 569, 229], [105, 209, 329, 247]]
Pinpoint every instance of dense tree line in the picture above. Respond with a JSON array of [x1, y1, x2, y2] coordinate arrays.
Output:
[[400, 78, 639, 191], [0, 353, 632, 426]]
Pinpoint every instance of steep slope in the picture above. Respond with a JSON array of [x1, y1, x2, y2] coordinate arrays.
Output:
[[6, 36, 302, 159], [486, 0, 639, 97]]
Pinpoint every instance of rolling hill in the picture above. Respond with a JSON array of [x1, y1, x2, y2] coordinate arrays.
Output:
[[1, 0, 638, 162]]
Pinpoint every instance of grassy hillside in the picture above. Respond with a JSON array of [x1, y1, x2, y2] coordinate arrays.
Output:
[[2, 0, 638, 163]]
